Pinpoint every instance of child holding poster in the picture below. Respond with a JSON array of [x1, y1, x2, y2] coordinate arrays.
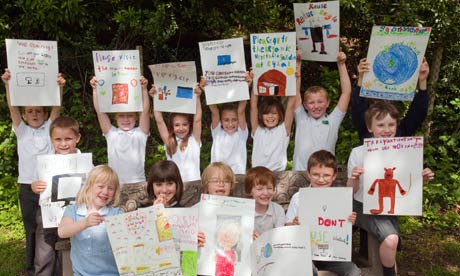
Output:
[[145, 160, 184, 208], [292, 49, 351, 171], [286, 150, 360, 276], [347, 102, 434, 276], [1, 68, 65, 275], [245, 166, 285, 239], [58, 165, 122, 276], [90, 76, 150, 212], [150, 83, 203, 182]]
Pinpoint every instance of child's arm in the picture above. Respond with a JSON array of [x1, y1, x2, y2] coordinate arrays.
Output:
[[336, 49, 352, 113], [139, 76, 150, 135], [31, 180, 47, 194], [209, 104, 220, 129], [293, 49, 303, 110], [192, 83, 203, 143], [150, 86, 170, 145], [90, 77, 112, 135], [2, 68, 22, 129], [351, 58, 371, 142], [58, 212, 104, 238], [49, 73, 65, 121], [347, 166, 364, 193], [249, 82, 259, 135], [284, 95, 296, 135], [237, 99, 247, 131], [347, 212, 357, 225]]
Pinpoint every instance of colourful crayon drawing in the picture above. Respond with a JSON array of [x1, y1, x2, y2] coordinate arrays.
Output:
[[368, 167, 409, 214], [215, 216, 241, 276], [158, 85, 172, 100], [112, 83, 129, 104]]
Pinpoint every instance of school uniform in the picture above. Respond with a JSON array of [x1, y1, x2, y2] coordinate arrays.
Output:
[[251, 123, 289, 172], [211, 123, 248, 174], [254, 201, 286, 234], [167, 136, 201, 182]]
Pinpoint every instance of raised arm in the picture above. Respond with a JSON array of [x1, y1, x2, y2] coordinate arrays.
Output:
[[209, 104, 220, 129], [90, 76, 112, 134], [138, 76, 150, 135], [237, 100, 247, 130], [293, 49, 303, 110], [49, 73, 65, 121], [284, 95, 296, 135], [336, 50, 352, 113], [150, 85, 170, 145], [1, 68, 22, 128], [250, 87, 259, 135], [192, 83, 203, 143]]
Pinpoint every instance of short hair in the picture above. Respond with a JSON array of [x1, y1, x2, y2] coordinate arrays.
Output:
[[245, 166, 277, 195], [364, 101, 400, 129], [220, 103, 238, 118], [50, 116, 80, 137], [146, 160, 184, 205], [303, 86, 329, 101], [166, 113, 194, 157], [307, 150, 338, 174], [76, 165, 121, 207], [201, 162, 236, 195], [258, 97, 285, 127], [22, 106, 48, 114]]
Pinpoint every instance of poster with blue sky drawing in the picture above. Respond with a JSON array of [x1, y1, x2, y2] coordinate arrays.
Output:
[[360, 26, 431, 101], [294, 1, 340, 62], [250, 32, 297, 96], [149, 61, 197, 114], [92, 50, 142, 113], [199, 38, 249, 105], [299, 187, 353, 262], [363, 137, 424, 216]]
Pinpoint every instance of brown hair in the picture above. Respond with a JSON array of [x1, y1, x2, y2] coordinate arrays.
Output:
[[201, 162, 236, 195], [220, 103, 238, 118], [364, 101, 400, 130], [258, 97, 285, 127], [50, 116, 80, 137], [166, 113, 194, 157], [307, 150, 338, 174], [76, 165, 121, 207], [303, 86, 329, 101], [146, 160, 184, 205], [245, 166, 277, 195]]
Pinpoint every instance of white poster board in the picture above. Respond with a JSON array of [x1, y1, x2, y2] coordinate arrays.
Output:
[[149, 61, 197, 114], [294, 1, 340, 62], [5, 39, 60, 106], [199, 37, 249, 104], [37, 153, 93, 228], [299, 187, 353, 261], [105, 205, 182, 276], [164, 207, 199, 276], [360, 26, 431, 101], [197, 194, 255, 276], [251, 225, 313, 276], [363, 137, 424, 216], [250, 32, 297, 96], [92, 50, 142, 113]]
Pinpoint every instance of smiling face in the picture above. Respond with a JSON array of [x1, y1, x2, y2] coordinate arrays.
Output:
[[368, 113, 397, 138], [206, 169, 232, 196], [51, 127, 80, 154], [153, 181, 177, 206], [303, 90, 330, 119], [250, 183, 275, 209], [172, 115, 191, 139], [91, 181, 116, 210], [115, 112, 138, 131], [221, 109, 238, 134], [308, 165, 337, 188], [262, 107, 280, 129], [22, 106, 47, 128]]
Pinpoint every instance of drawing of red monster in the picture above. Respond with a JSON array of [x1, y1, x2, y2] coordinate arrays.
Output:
[[368, 167, 406, 214]]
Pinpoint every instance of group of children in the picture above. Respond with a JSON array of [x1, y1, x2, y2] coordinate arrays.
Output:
[[3, 47, 435, 276]]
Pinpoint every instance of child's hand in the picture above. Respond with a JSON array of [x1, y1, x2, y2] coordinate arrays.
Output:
[[31, 181, 47, 194], [153, 194, 167, 206], [1, 68, 11, 86], [140, 76, 148, 89], [252, 230, 260, 240], [57, 73, 66, 88], [199, 75, 207, 88], [295, 50, 302, 78], [350, 167, 364, 180], [90, 76, 98, 89], [348, 212, 357, 225], [422, 168, 435, 183], [245, 69, 254, 86], [85, 212, 104, 228], [198, 231, 206, 248], [337, 48, 346, 64], [149, 85, 157, 98], [418, 57, 430, 82], [357, 58, 370, 76], [194, 82, 203, 96]]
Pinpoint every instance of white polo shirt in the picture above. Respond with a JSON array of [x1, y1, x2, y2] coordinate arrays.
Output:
[[347, 145, 365, 202], [211, 123, 248, 174], [167, 135, 201, 182], [251, 123, 289, 172], [254, 201, 286, 234]]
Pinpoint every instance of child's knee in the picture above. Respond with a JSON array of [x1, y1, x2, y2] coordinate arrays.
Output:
[[382, 234, 399, 249]]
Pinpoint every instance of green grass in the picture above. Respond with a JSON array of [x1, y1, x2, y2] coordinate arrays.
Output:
[[0, 226, 26, 276]]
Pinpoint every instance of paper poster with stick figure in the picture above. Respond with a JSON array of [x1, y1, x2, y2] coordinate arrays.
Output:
[[197, 194, 255, 276], [363, 137, 424, 216], [199, 37, 249, 104], [294, 1, 340, 62], [250, 32, 297, 96], [250, 225, 313, 276], [360, 26, 431, 101], [92, 50, 142, 113], [5, 39, 60, 106], [149, 61, 197, 114], [299, 187, 353, 261], [105, 205, 182, 276]]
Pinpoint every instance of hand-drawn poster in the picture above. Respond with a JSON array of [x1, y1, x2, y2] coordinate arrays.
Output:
[[250, 32, 297, 96], [294, 1, 340, 62], [199, 38, 249, 104], [5, 39, 60, 106], [164, 207, 198, 276], [92, 50, 142, 113], [251, 225, 313, 276], [299, 187, 353, 262], [360, 26, 432, 101], [149, 61, 197, 114], [363, 137, 424, 216], [105, 205, 182, 276], [197, 194, 255, 276], [37, 153, 93, 228]]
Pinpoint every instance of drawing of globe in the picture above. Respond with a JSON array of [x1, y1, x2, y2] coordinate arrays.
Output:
[[263, 243, 273, 258], [373, 44, 418, 85]]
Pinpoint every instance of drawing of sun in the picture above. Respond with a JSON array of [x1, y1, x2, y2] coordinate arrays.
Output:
[[373, 44, 418, 85], [286, 67, 295, 76]]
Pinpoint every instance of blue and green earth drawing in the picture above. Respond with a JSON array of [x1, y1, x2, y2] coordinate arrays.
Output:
[[373, 44, 418, 85]]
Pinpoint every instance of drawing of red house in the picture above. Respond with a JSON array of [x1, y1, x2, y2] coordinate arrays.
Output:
[[257, 69, 286, 96], [112, 83, 129, 104]]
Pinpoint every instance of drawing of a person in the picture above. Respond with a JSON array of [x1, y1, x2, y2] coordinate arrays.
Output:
[[309, 15, 327, 55], [215, 219, 241, 276]]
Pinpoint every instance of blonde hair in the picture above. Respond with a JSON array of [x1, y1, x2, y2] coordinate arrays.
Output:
[[50, 116, 80, 137], [76, 165, 121, 207], [303, 86, 329, 101], [201, 162, 236, 195]]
